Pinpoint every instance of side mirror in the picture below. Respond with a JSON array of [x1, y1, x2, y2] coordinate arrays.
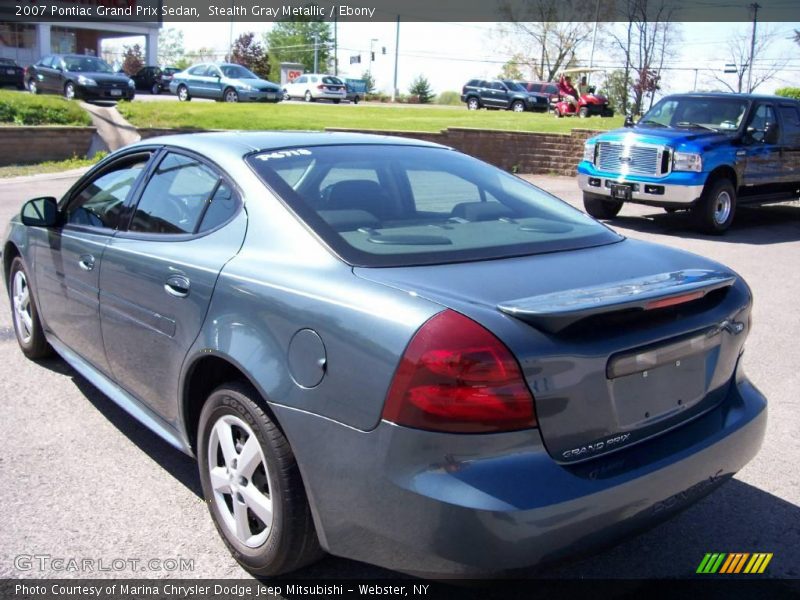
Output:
[[21, 197, 59, 227], [624, 114, 634, 128]]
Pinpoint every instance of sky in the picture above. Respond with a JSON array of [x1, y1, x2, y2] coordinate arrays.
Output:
[[109, 20, 799, 97]]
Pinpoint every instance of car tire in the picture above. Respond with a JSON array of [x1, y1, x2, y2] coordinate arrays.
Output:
[[352, 96, 359, 105], [333, 99, 341, 104], [28, 80, 38, 94], [151, 83, 160, 95], [511, 100, 525, 112], [16, 83, 25, 91], [304, 91, 314, 102], [8, 257, 52, 360], [466, 97, 480, 110], [197, 381, 323, 576], [692, 178, 736, 234], [177, 85, 191, 102], [282, 90, 290, 101], [578, 106, 590, 118], [64, 81, 76, 100], [224, 88, 239, 103], [583, 192, 623, 219]]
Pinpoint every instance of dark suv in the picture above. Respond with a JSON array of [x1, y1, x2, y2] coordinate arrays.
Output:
[[461, 79, 549, 112]]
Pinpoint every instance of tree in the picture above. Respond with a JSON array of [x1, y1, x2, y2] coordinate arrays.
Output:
[[265, 20, 333, 82], [498, 56, 524, 80], [409, 75, 434, 104], [229, 32, 270, 79], [497, 0, 607, 81], [158, 27, 185, 67], [360, 70, 376, 94], [610, 0, 680, 115], [706, 26, 787, 94], [602, 69, 628, 115], [121, 44, 144, 75]]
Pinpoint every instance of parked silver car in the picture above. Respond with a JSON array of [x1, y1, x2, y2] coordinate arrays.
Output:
[[169, 63, 282, 103], [4, 132, 766, 577]]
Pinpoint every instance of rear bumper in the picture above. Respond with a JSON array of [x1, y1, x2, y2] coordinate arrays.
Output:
[[273, 370, 766, 576]]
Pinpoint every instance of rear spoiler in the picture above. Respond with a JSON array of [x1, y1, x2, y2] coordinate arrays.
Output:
[[497, 269, 736, 333]]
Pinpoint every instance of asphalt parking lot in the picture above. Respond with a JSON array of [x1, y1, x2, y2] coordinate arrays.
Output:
[[0, 170, 798, 582]]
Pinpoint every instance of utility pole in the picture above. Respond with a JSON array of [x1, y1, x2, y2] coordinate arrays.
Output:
[[747, 2, 760, 93], [334, 17, 338, 76], [313, 32, 319, 73], [587, 0, 601, 85], [392, 15, 400, 102]]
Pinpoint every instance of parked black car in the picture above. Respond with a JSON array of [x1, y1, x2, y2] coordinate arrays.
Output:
[[25, 54, 135, 101], [461, 79, 549, 112], [0, 58, 25, 90], [131, 66, 181, 94]]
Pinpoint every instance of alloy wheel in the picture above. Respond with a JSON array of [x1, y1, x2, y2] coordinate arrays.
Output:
[[12, 270, 33, 345], [207, 414, 274, 548], [64, 82, 75, 100]]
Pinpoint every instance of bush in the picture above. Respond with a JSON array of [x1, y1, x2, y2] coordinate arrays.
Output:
[[0, 90, 90, 126], [775, 87, 800, 100], [436, 91, 461, 105]]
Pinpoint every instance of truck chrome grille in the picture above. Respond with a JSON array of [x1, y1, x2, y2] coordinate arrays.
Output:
[[597, 142, 667, 176]]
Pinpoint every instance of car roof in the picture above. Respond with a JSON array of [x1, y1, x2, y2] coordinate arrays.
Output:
[[129, 131, 449, 161], [664, 92, 795, 103]]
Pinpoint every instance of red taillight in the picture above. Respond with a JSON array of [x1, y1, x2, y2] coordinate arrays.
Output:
[[317, 84, 325, 90], [382, 310, 537, 433]]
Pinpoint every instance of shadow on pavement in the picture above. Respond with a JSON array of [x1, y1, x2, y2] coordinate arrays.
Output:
[[32, 356, 800, 583], [36, 354, 203, 498], [608, 204, 800, 244]]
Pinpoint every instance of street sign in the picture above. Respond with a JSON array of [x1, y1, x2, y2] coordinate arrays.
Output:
[[724, 63, 738, 74]]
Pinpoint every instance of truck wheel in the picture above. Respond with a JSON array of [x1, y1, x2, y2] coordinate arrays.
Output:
[[578, 106, 590, 118], [466, 97, 480, 110], [583, 192, 622, 219], [692, 178, 736, 234], [511, 100, 525, 112]]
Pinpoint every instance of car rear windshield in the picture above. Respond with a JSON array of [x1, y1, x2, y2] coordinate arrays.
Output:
[[247, 145, 620, 267], [322, 76, 343, 85]]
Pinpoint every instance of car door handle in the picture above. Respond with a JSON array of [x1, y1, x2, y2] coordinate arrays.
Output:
[[78, 254, 95, 271], [164, 275, 191, 298]]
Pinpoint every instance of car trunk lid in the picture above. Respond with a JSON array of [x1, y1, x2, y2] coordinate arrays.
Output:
[[355, 238, 751, 463]]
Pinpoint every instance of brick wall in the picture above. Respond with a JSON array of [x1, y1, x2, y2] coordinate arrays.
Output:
[[325, 127, 599, 176], [0, 126, 95, 166]]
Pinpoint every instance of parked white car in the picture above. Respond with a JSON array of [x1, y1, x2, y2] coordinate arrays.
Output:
[[283, 73, 346, 103]]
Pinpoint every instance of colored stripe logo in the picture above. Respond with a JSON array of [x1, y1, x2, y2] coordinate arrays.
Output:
[[697, 552, 773, 574]]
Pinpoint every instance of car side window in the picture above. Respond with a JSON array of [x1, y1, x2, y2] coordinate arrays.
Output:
[[64, 157, 150, 230], [188, 65, 206, 76], [778, 105, 800, 140], [747, 104, 779, 144], [198, 181, 238, 232], [129, 152, 221, 234], [296, 76, 307, 84]]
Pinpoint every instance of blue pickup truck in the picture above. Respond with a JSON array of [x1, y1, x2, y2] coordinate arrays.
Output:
[[577, 93, 800, 233]]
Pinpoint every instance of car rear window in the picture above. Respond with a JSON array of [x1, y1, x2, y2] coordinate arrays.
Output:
[[246, 145, 620, 267]]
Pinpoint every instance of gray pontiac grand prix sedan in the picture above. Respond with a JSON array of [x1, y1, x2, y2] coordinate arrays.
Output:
[[3, 132, 766, 577]]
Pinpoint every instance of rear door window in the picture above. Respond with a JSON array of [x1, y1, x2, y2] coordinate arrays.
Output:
[[129, 152, 223, 234]]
